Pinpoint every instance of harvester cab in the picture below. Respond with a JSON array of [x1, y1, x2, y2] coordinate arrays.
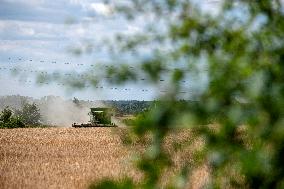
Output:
[[72, 107, 116, 127]]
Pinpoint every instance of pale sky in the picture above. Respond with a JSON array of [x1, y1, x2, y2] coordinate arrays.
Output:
[[0, 0, 153, 100], [0, 0, 216, 100]]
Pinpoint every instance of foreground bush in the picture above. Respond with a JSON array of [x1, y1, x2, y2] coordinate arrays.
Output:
[[88, 1, 284, 189]]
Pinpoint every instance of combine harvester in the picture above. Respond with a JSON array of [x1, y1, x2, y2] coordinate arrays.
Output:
[[72, 108, 117, 127]]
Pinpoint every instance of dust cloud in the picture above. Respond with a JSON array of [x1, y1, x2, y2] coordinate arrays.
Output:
[[39, 97, 103, 127]]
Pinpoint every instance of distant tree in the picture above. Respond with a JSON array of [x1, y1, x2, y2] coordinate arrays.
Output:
[[15, 103, 41, 126], [106, 101, 151, 115], [0, 107, 25, 129], [72, 97, 81, 107], [0, 107, 12, 123]]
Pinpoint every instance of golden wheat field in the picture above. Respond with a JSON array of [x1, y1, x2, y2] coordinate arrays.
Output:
[[0, 128, 137, 189], [0, 127, 208, 189]]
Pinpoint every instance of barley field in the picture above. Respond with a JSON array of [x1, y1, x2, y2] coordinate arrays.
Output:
[[0, 128, 208, 189], [0, 128, 136, 189]]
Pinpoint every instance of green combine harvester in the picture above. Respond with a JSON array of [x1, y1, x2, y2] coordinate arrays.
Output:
[[72, 108, 116, 127]]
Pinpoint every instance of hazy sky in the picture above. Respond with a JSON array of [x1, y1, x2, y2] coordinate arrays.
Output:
[[0, 0, 155, 100], [0, 0, 217, 100]]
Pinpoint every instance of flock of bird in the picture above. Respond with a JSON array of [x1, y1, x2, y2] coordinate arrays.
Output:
[[1, 57, 190, 94]]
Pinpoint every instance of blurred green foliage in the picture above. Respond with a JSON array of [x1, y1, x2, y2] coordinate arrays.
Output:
[[88, 0, 284, 188]]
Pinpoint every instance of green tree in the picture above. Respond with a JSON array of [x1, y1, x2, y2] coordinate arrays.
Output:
[[0, 107, 12, 123], [15, 103, 41, 126], [0, 107, 25, 129]]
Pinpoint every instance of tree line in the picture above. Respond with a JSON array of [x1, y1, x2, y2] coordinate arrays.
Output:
[[0, 102, 41, 129], [0, 95, 152, 128]]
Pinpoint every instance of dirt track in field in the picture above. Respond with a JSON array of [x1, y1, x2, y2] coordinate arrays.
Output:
[[0, 128, 134, 189]]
